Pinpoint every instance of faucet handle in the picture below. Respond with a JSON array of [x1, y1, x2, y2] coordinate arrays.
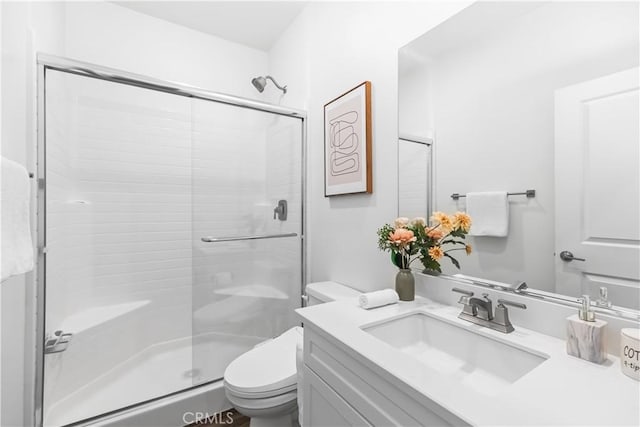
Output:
[[596, 286, 612, 308], [493, 299, 526, 333], [497, 299, 527, 310], [453, 288, 476, 316]]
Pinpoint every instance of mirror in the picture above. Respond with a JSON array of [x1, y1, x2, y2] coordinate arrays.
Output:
[[399, 1, 640, 311], [398, 135, 432, 219]]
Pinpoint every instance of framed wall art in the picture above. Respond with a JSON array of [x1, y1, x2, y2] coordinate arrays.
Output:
[[324, 81, 372, 196]]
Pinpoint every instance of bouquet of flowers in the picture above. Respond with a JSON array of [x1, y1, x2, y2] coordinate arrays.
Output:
[[377, 212, 472, 273]]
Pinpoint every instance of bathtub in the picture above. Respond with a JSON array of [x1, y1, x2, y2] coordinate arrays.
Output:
[[43, 298, 266, 427]]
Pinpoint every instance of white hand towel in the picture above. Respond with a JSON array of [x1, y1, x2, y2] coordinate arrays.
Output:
[[358, 289, 399, 310], [466, 191, 509, 237], [1, 157, 34, 282]]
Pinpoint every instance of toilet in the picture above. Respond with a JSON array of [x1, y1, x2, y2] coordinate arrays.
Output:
[[223, 281, 361, 427]]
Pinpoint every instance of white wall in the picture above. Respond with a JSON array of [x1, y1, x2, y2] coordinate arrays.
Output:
[[62, 1, 267, 99], [0, 2, 3, 422], [267, 1, 471, 292], [408, 2, 638, 290], [1, 2, 268, 425], [1, 2, 66, 425]]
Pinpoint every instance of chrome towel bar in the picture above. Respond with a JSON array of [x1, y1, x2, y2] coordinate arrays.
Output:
[[201, 232, 298, 243], [450, 189, 535, 201]]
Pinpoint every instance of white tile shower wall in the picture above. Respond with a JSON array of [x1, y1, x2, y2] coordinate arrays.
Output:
[[44, 72, 195, 418], [267, 2, 472, 292], [46, 71, 193, 336], [191, 101, 302, 342], [398, 140, 430, 219], [191, 101, 266, 309], [265, 115, 303, 322]]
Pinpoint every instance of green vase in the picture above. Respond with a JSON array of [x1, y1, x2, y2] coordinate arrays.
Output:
[[395, 269, 415, 301]]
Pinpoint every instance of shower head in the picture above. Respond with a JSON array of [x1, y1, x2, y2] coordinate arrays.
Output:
[[251, 75, 287, 94], [251, 76, 267, 92]]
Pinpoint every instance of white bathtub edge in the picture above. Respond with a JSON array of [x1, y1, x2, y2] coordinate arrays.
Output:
[[84, 380, 230, 427]]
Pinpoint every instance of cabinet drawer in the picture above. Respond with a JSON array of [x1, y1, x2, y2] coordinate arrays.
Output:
[[305, 326, 467, 426], [304, 367, 371, 427]]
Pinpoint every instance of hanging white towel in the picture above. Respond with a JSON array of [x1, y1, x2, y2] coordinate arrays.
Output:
[[1, 157, 34, 282], [358, 289, 399, 309], [466, 191, 509, 237]]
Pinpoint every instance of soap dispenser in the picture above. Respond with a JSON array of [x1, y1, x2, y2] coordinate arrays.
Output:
[[566, 295, 608, 364]]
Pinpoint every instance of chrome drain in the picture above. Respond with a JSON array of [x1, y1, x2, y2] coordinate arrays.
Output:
[[183, 368, 201, 379]]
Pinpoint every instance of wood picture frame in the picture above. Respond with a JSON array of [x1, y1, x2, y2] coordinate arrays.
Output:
[[324, 81, 372, 196]]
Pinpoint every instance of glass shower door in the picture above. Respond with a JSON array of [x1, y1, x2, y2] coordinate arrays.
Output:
[[190, 99, 303, 385], [42, 65, 304, 426], [43, 70, 195, 426]]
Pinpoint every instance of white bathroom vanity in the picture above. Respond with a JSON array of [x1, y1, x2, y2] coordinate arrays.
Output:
[[296, 293, 640, 426]]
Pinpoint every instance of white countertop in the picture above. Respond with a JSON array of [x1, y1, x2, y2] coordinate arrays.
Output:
[[296, 297, 640, 426]]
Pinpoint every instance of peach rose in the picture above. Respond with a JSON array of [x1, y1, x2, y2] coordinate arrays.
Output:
[[426, 227, 445, 240], [388, 228, 416, 247]]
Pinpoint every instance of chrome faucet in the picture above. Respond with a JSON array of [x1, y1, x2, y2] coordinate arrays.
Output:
[[452, 288, 527, 333], [469, 293, 493, 321]]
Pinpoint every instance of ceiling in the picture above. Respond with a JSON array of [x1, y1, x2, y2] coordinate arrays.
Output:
[[113, 1, 308, 51]]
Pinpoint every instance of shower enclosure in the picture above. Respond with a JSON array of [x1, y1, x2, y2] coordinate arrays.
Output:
[[35, 55, 305, 426]]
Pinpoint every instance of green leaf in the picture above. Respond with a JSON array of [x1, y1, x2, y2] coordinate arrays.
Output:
[[420, 255, 441, 272], [449, 229, 466, 238], [441, 239, 465, 246], [444, 253, 460, 269]]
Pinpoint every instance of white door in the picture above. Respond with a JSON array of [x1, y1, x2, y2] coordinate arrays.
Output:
[[555, 68, 640, 309]]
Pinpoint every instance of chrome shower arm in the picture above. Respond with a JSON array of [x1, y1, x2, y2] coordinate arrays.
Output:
[[265, 76, 287, 94]]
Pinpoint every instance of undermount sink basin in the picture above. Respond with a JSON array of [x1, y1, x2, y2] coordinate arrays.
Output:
[[362, 312, 548, 396]]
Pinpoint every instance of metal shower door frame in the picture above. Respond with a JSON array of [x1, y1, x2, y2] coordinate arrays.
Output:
[[33, 53, 307, 427]]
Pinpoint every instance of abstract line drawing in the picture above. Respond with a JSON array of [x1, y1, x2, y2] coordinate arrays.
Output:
[[324, 81, 372, 196], [329, 111, 360, 176]]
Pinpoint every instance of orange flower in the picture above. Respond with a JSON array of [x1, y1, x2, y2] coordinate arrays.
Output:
[[430, 211, 453, 233], [426, 227, 444, 240], [453, 212, 472, 232], [465, 244, 472, 255], [428, 246, 444, 261], [389, 228, 416, 247]]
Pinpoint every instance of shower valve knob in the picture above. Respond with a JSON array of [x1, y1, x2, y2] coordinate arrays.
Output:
[[273, 200, 288, 221]]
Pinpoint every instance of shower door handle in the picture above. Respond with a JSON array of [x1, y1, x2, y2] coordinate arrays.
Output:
[[201, 232, 298, 243], [44, 330, 73, 354]]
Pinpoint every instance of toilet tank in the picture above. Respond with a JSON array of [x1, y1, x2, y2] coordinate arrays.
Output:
[[305, 281, 361, 306]]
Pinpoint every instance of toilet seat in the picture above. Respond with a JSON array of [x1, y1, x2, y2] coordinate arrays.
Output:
[[224, 326, 303, 396]]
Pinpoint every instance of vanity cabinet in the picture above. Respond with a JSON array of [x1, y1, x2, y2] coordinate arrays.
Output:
[[302, 324, 468, 427]]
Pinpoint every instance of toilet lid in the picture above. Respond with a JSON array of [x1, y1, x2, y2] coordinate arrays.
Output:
[[224, 326, 303, 395]]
